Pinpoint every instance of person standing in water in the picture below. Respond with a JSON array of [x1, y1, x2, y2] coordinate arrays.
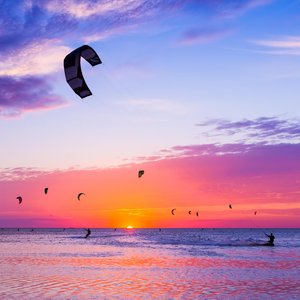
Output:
[[265, 232, 275, 246], [85, 228, 91, 238]]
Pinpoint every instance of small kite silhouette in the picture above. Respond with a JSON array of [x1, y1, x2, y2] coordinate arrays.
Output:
[[77, 193, 85, 201], [254, 211, 257, 215], [229, 204, 232, 209], [171, 208, 176, 215], [44, 187, 48, 194], [16, 196, 22, 204], [196, 212, 199, 217], [188, 210, 192, 215], [138, 170, 144, 178]]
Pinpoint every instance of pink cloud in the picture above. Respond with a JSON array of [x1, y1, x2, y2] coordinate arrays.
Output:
[[252, 36, 300, 48]]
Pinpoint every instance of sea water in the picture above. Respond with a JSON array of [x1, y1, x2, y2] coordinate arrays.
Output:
[[0, 228, 299, 299]]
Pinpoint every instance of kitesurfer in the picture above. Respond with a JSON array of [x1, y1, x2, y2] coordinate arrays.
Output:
[[85, 228, 91, 238], [265, 232, 275, 246]]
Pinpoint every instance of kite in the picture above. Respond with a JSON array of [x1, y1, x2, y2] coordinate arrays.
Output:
[[77, 193, 85, 201], [171, 208, 176, 215], [229, 204, 232, 209], [44, 187, 48, 195], [64, 45, 102, 98], [16, 196, 22, 204], [138, 170, 144, 178]]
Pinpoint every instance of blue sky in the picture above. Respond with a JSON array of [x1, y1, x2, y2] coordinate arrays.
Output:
[[1, 0, 300, 169]]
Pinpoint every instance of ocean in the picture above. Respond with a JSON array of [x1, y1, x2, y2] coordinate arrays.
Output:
[[0, 228, 299, 299]]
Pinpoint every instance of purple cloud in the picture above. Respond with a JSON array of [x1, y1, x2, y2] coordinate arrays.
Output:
[[178, 27, 234, 45], [0, 0, 274, 56], [0, 4, 77, 56], [0, 0, 274, 117], [125, 140, 300, 192], [0, 76, 67, 118], [155, 142, 300, 207], [0, 1, 171, 55], [201, 0, 273, 18], [196, 117, 300, 143]]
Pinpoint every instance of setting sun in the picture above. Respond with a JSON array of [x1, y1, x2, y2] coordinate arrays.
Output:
[[127, 226, 133, 229]]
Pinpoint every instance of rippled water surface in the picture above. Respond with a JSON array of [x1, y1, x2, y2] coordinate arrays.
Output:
[[0, 228, 299, 299]]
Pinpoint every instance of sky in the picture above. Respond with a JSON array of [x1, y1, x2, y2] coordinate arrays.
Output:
[[0, 0, 300, 228]]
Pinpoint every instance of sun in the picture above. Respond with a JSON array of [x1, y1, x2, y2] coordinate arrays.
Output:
[[126, 225, 133, 229]]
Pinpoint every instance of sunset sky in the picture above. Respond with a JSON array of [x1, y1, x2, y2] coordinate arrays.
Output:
[[0, 0, 300, 228]]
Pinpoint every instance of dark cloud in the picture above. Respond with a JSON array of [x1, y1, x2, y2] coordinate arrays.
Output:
[[0, 76, 67, 118]]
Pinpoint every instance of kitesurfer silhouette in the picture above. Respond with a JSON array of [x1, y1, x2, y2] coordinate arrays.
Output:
[[265, 232, 275, 246], [85, 228, 91, 238]]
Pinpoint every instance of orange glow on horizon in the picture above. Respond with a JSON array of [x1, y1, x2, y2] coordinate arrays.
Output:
[[1, 148, 300, 228]]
